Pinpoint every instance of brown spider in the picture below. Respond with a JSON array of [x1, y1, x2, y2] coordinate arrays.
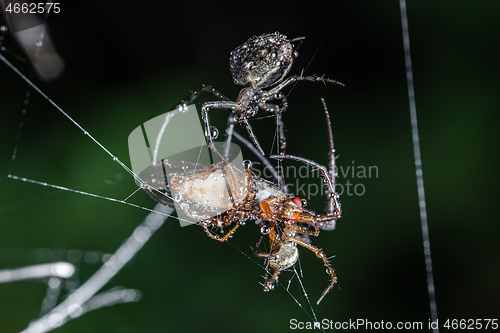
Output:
[[164, 32, 343, 158], [143, 98, 341, 304]]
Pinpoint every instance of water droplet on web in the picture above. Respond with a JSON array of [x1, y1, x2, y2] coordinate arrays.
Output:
[[36, 41, 43, 47]]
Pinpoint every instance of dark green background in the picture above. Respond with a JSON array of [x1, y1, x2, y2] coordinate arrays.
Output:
[[1, 1, 499, 332]]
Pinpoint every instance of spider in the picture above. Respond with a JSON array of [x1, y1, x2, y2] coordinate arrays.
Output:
[[166, 31, 343, 158], [143, 98, 341, 304]]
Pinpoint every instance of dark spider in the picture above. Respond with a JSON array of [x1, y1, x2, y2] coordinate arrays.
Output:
[[167, 32, 343, 158]]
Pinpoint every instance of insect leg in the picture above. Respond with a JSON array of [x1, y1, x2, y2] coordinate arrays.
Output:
[[288, 237, 337, 305]]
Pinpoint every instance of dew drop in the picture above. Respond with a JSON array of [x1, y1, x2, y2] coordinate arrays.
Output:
[[209, 126, 219, 139], [261, 226, 270, 235], [36, 41, 43, 47]]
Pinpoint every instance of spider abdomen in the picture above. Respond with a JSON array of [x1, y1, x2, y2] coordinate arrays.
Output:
[[268, 243, 299, 271], [230, 32, 294, 89]]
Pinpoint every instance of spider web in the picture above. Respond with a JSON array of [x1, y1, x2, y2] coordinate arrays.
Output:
[[0, 24, 332, 333]]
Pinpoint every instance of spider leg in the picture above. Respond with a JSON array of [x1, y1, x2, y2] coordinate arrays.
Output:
[[223, 113, 264, 159], [288, 216, 320, 237], [198, 207, 240, 242], [266, 74, 344, 97], [240, 117, 265, 155], [321, 98, 341, 222], [264, 269, 281, 292], [253, 237, 269, 258], [170, 84, 232, 113], [299, 214, 338, 232], [276, 113, 286, 155], [288, 237, 337, 305], [270, 153, 341, 221], [153, 85, 233, 163], [199, 220, 241, 242], [260, 93, 288, 155], [201, 101, 238, 159]]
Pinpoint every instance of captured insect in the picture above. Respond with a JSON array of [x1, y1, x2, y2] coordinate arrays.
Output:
[[142, 98, 341, 305], [166, 31, 343, 158]]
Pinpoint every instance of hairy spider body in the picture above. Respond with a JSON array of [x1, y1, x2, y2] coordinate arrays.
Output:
[[230, 32, 294, 90], [143, 99, 341, 304], [164, 32, 343, 158]]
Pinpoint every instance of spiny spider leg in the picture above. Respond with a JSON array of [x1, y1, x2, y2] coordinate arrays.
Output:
[[239, 117, 265, 155], [267, 74, 344, 100], [201, 100, 238, 160], [321, 97, 340, 219], [259, 93, 288, 154], [288, 237, 337, 305], [276, 113, 286, 155], [264, 270, 281, 292], [201, 219, 241, 242], [203, 102, 267, 159], [271, 153, 341, 220], [253, 237, 270, 258]]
